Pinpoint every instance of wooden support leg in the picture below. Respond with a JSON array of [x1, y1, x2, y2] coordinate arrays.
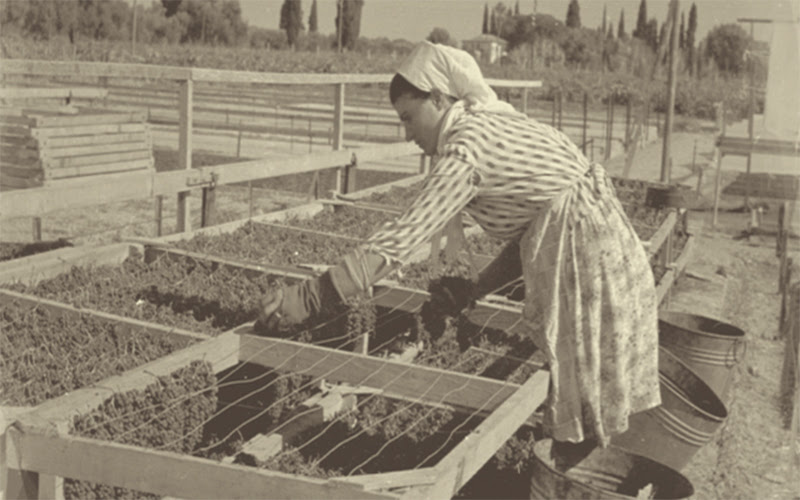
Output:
[[176, 191, 191, 233], [154, 195, 163, 237], [31, 217, 42, 242], [201, 186, 216, 228]]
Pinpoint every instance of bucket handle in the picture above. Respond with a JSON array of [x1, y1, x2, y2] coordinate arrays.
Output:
[[730, 338, 747, 366]]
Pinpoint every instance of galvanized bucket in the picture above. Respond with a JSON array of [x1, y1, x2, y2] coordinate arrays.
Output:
[[659, 311, 746, 402], [529, 439, 695, 499], [612, 347, 728, 471]]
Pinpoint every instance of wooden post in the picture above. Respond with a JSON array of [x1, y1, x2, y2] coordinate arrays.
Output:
[[236, 127, 243, 157], [419, 154, 429, 175], [582, 92, 588, 155], [557, 91, 563, 130], [308, 118, 313, 153], [201, 185, 216, 228], [248, 182, 254, 219], [607, 98, 615, 161], [333, 82, 345, 195], [176, 78, 193, 233], [342, 156, 357, 195], [661, 0, 680, 184], [781, 282, 800, 430], [551, 95, 556, 127], [778, 202, 788, 258], [31, 217, 42, 242], [781, 258, 793, 330], [522, 88, 528, 115], [154, 195, 163, 237], [625, 99, 632, 150], [745, 21, 756, 209]]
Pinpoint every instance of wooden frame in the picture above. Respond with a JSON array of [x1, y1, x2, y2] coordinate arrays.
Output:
[[1, 237, 549, 499]]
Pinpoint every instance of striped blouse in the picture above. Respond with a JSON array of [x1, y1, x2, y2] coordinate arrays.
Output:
[[365, 102, 592, 264]]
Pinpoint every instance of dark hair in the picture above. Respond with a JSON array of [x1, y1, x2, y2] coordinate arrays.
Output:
[[389, 73, 430, 105]]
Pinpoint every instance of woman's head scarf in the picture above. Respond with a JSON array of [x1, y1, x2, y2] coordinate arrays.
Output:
[[396, 41, 519, 115]]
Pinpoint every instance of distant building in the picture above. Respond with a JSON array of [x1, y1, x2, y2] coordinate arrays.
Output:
[[461, 34, 507, 64]]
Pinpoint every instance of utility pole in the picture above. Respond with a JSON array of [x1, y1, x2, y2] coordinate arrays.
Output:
[[661, 0, 679, 183]]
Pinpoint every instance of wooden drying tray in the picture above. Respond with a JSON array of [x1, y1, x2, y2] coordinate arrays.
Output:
[[1, 242, 548, 499]]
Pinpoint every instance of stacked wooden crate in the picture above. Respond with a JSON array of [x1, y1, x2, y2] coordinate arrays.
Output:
[[0, 107, 154, 190]]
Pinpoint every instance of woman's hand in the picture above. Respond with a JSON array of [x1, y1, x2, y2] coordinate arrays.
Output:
[[421, 276, 478, 336], [253, 287, 286, 334]]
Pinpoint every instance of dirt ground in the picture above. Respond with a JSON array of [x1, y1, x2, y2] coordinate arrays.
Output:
[[608, 119, 800, 499]]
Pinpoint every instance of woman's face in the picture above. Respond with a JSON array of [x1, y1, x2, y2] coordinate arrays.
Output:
[[393, 93, 448, 155]]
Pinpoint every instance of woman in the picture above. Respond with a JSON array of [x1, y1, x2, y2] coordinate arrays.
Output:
[[255, 41, 660, 455]]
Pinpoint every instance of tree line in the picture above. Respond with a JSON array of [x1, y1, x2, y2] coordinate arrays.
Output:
[[0, 0, 365, 51], [473, 0, 757, 77]]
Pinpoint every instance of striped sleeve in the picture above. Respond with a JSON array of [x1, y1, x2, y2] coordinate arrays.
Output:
[[364, 143, 477, 264]]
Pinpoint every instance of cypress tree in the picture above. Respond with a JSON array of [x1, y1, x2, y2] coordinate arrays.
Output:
[[687, 2, 698, 74], [482, 3, 489, 34], [566, 0, 581, 28], [634, 0, 647, 39], [308, 0, 318, 33], [679, 11, 685, 49], [618, 9, 626, 39], [279, 0, 303, 48]]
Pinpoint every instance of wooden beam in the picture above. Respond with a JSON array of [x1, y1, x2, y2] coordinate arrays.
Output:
[[335, 469, 439, 492], [332, 83, 345, 151], [176, 78, 193, 233], [420, 370, 549, 499], [0, 60, 192, 81], [45, 158, 153, 180], [0, 288, 210, 342], [0, 242, 138, 287], [44, 139, 151, 158], [717, 136, 800, 157], [657, 235, 695, 304], [6, 428, 393, 500], [143, 246, 313, 282], [236, 331, 542, 425], [14, 331, 240, 433], [645, 210, 678, 257], [29, 122, 146, 139], [191, 68, 393, 85], [0, 169, 152, 219], [0, 87, 108, 100], [30, 110, 145, 129]]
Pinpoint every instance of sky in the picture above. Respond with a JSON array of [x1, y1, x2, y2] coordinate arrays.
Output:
[[239, 0, 800, 44]]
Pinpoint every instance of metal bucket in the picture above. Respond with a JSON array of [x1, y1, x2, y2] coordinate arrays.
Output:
[[659, 311, 746, 402], [529, 439, 694, 499], [612, 347, 728, 471]]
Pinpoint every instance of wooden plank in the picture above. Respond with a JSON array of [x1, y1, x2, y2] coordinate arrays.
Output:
[[45, 158, 153, 180], [191, 67, 393, 85], [152, 149, 352, 196], [656, 235, 695, 304], [646, 210, 678, 257], [40, 130, 149, 149], [0, 145, 39, 162], [336, 469, 439, 491], [0, 60, 193, 81], [1, 134, 38, 148], [29, 122, 146, 139], [237, 331, 541, 425], [14, 331, 240, 433], [485, 78, 543, 89], [143, 201, 327, 244], [0, 288, 210, 342], [31, 110, 145, 128], [717, 135, 800, 157], [6, 428, 392, 500], [0, 87, 108, 100], [176, 79, 193, 233], [0, 124, 32, 136], [0, 165, 43, 179], [0, 114, 35, 127], [143, 246, 312, 283], [45, 138, 151, 158], [0, 242, 138, 287], [43, 149, 151, 169], [333, 83, 345, 151], [0, 172, 42, 189], [420, 370, 550, 499]]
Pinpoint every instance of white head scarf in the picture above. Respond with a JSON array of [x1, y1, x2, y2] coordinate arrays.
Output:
[[396, 41, 520, 115]]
